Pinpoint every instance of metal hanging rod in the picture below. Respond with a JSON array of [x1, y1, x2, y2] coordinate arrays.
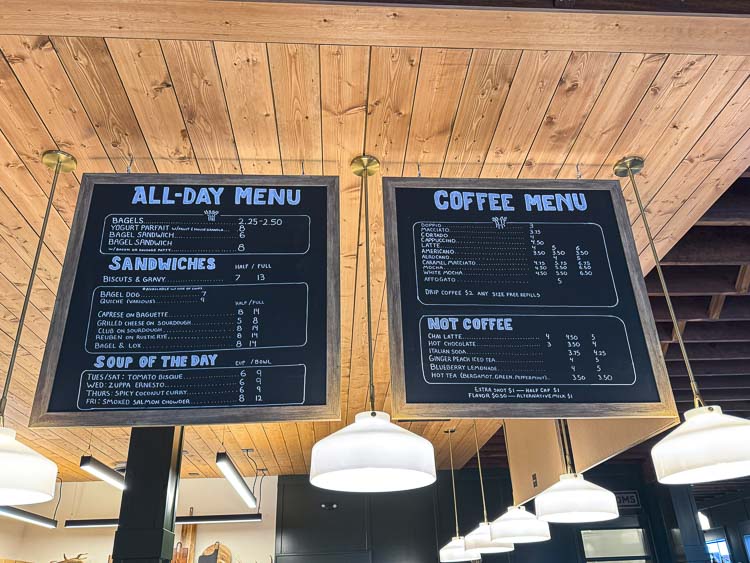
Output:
[[613, 156, 703, 408], [0, 150, 77, 427]]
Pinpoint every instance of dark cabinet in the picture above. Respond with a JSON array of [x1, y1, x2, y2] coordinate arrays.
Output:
[[276, 476, 437, 562]]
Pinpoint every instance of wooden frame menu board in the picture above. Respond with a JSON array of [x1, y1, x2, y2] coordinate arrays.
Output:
[[31, 174, 340, 427], [383, 178, 675, 420]]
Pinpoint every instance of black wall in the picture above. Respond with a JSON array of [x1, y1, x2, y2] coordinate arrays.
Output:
[[276, 463, 683, 563]]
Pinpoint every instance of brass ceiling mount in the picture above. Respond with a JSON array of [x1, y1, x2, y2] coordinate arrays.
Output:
[[613, 156, 644, 178], [42, 149, 77, 173], [351, 155, 380, 177]]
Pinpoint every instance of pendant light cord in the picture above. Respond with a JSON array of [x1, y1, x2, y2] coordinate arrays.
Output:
[[472, 421, 488, 523], [447, 430, 460, 537], [362, 162, 376, 414], [558, 420, 575, 474], [626, 164, 703, 408], [0, 158, 62, 427]]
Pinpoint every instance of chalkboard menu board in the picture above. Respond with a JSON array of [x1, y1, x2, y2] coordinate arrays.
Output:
[[31, 174, 340, 427], [383, 178, 674, 419]]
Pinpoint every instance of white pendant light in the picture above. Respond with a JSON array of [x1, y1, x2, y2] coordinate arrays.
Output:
[[309, 155, 436, 493], [491, 505, 551, 543], [0, 150, 72, 507], [464, 422, 513, 554], [652, 406, 750, 484], [465, 521, 513, 554], [310, 411, 436, 492], [616, 157, 750, 485], [0, 428, 58, 506], [440, 536, 482, 562], [439, 429, 481, 562], [535, 473, 619, 523]]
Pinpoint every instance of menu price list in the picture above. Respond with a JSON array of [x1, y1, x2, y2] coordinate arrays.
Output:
[[78, 364, 306, 410], [414, 221, 616, 306], [420, 314, 636, 390], [102, 214, 311, 255], [88, 283, 308, 353]]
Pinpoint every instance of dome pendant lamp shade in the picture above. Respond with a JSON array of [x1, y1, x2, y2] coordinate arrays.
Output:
[[491, 505, 551, 543], [309, 411, 436, 493], [0, 428, 58, 506], [535, 473, 619, 524], [439, 536, 482, 562], [465, 521, 513, 553], [651, 406, 750, 484]]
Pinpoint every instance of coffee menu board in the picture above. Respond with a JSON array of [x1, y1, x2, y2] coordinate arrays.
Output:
[[31, 174, 340, 427], [383, 178, 674, 419]]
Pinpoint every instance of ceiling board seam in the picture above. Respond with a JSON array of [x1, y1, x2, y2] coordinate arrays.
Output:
[[606, 53, 716, 195], [264, 42, 286, 176], [158, 39, 201, 173], [399, 47, 423, 177], [47, 35, 118, 174], [0, 131, 68, 274], [514, 50, 573, 179], [637, 125, 750, 265], [209, 40, 243, 173], [566, 52, 668, 180], [100, 37, 159, 171], [0, 47, 85, 189], [637, 79, 750, 248], [438, 48, 472, 179], [554, 51, 622, 180], [475, 49, 524, 179], [317, 44, 324, 174]]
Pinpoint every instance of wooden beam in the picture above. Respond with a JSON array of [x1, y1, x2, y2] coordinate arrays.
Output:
[[708, 294, 727, 320], [665, 342, 750, 361], [661, 227, 750, 265], [697, 180, 750, 226], [737, 264, 750, 293], [668, 360, 750, 377], [670, 375, 750, 390], [646, 266, 740, 296], [0, 2, 749, 55], [658, 321, 750, 343]]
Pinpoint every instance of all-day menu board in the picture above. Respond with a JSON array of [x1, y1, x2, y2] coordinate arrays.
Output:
[[31, 174, 340, 427], [383, 178, 674, 419]]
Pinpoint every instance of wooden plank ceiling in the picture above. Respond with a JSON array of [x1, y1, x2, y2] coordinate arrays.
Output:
[[470, 178, 750, 504], [0, 13, 749, 481]]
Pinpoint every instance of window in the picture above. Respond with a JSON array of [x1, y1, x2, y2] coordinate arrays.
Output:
[[706, 538, 732, 563], [581, 528, 652, 563]]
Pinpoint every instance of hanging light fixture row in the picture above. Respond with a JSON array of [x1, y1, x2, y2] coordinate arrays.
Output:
[[464, 422, 513, 554], [309, 155, 436, 494], [439, 429, 482, 562], [613, 157, 750, 485], [0, 150, 75, 507]]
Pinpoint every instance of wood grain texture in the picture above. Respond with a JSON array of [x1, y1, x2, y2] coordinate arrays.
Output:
[[519, 51, 618, 178], [1, 1, 750, 55], [0, 37, 747, 479], [214, 42, 282, 175], [268, 44, 322, 176], [481, 50, 570, 178], [0, 36, 114, 175], [403, 48, 471, 177], [106, 38, 198, 173], [161, 40, 241, 174], [51, 36, 157, 174]]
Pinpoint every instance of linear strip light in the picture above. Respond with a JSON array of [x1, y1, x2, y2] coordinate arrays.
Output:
[[0, 506, 57, 529], [177, 513, 262, 524], [64, 513, 263, 528], [216, 452, 257, 508], [80, 456, 126, 491]]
